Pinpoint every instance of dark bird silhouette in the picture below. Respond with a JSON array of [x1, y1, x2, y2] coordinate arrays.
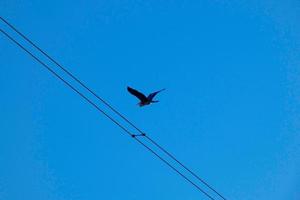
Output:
[[127, 86, 165, 107]]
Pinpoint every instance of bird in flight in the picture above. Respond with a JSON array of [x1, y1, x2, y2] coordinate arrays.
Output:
[[127, 86, 165, 107]]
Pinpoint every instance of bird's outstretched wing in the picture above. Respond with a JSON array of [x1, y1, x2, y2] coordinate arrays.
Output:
[[127, 87, 148, 102], [147, 88, 165, 100]]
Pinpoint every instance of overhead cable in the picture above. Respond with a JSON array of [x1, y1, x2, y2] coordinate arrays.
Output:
[[0, 27, 216, 200], [0, 16, 228, 200]]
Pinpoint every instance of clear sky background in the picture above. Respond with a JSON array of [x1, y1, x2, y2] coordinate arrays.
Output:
[[0, 1, 299, 200]]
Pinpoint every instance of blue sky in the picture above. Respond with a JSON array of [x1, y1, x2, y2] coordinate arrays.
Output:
[[0, 1, 299, 199]]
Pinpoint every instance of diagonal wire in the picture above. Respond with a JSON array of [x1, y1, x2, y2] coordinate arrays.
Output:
[[0, 16, 227, 200], [0, 28, 216, 200], [145, 135, 227, 200], [0, 29, 132, 138]]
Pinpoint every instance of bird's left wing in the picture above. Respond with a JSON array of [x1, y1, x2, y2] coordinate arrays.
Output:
[[127, 87, 148, 102]]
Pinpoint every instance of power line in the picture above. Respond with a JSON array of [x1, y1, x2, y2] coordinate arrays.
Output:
[[0, 27, 216, 200], [0, 16, 227, 200], [1, 17, 228, 200], [145, 135, 228, 199], [0, 29, 132, 137]]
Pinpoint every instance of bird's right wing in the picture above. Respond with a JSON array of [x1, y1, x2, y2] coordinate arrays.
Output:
[[127, 87, 148, 102], [147, 88, 165, 100]]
